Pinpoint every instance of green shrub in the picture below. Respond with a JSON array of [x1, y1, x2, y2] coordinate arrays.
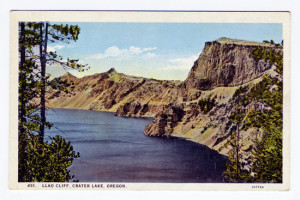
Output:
[[198, 95, 216, 114]]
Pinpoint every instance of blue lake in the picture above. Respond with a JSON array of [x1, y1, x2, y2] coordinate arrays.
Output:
[[45, 109, 227, 183]]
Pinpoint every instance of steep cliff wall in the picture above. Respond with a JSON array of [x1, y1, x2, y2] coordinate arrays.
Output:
[[183, 40, 280, 91], [144, 39, 282, 163]]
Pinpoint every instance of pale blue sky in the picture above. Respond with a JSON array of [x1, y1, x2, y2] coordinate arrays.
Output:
[[47, 23, 282, 81]]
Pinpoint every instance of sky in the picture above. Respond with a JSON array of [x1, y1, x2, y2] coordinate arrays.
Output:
[[47, 23, 283, 81]]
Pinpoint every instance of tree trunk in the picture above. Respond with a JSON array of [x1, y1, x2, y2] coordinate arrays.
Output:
[[39, 22, 49, 143], [236, 124, 240, 181], [18, 22, 26, 182], [19, 22, 26, 133]]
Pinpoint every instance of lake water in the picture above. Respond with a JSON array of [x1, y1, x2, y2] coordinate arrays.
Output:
[[45, 109, 227, 183]]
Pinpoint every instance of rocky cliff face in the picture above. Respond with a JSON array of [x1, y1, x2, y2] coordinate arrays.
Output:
[[48, 38, 282, 161], [143, 39, 282, 164], [183, 40, 279, 91]]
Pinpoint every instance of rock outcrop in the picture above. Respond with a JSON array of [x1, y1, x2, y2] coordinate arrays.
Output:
[[145, 104, 185, 137], [183, 39, 281, 91]]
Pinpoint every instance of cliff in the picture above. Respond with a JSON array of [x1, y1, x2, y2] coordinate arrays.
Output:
[[48, 38, 282, 164], [183, 38, 281, 91]]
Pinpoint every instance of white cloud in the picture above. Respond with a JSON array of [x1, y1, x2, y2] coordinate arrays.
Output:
[[54, 45, 65, 49], [159, 65, 190, 71], [159, 54, 199, 71], [104, 46, 122, 57], [47, 45, 65, 53], [143, 47, 157, 51], [145, 52, 157, 58], [129, 46, 143, 55], [47, 46, 55, 53], [89, 45, 157, 60]]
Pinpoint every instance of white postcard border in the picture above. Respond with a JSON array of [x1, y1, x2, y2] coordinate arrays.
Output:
[[9, 11, 291, 191]]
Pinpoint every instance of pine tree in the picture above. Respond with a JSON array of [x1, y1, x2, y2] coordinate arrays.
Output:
[[18, 22, 87, 182], [29, 22, 89, 142], [223, 109, 251, 182]]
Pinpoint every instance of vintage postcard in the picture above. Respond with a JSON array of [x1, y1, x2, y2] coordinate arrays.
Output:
[[9, 11, 290, 191]]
